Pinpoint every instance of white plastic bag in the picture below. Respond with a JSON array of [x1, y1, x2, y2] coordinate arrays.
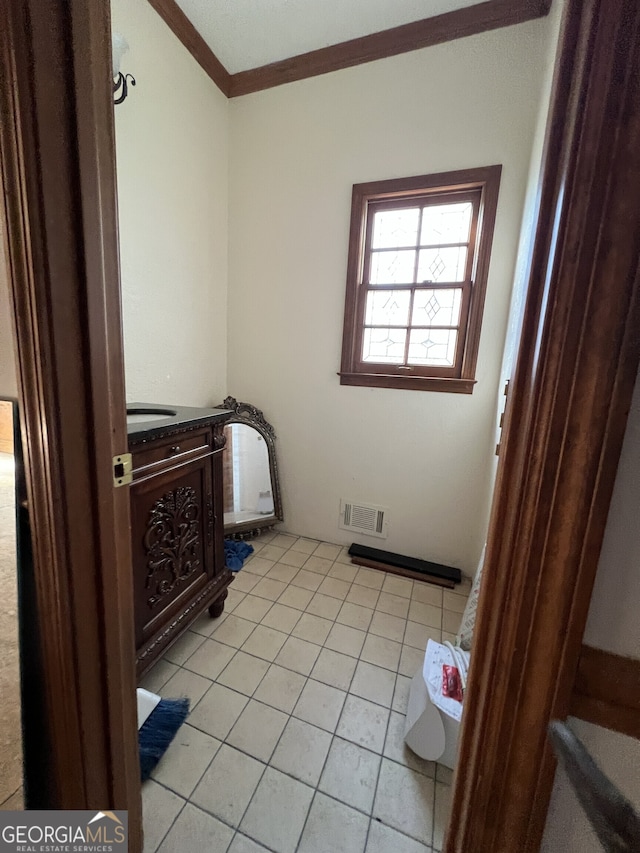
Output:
[[423, 639, 470, 722]]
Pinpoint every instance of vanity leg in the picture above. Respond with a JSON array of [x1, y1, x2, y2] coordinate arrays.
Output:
[[209, 589, 228, 619]]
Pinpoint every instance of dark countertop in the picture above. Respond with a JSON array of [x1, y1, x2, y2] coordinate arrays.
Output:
[[126, 402, 232, 442]]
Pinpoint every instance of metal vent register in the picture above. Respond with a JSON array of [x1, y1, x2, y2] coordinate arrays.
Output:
[[339, 500, 388, 539]]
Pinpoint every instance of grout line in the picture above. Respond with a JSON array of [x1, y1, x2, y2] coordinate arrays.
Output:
[[148, 532, 460, 851]]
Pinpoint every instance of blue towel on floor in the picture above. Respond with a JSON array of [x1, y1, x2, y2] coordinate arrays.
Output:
[[224, 539, 254, 571]]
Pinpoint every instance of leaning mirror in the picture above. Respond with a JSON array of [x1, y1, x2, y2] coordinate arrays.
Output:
[[216, 397, 283, 538]]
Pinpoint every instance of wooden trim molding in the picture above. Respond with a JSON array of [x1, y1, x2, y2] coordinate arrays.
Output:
[[447, 0, 640, 850], [570, 646, 640, 741], [229, 0, 551, 97], [146, 0, 550, 99], [146, 0, 231, 96], [1, 0, 141, 845]]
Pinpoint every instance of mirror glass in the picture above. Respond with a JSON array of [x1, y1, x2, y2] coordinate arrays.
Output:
[[218, 397, 283, 538]]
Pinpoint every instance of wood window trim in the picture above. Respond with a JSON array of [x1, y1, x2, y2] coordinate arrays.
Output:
[[339, 166, 501, 393], [570, 645, 640, 741]]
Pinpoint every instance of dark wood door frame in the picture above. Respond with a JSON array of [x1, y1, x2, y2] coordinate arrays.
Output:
[[1, 0, 639, 851], [448, 0, 640, 849], [0, 0, 141, 848]]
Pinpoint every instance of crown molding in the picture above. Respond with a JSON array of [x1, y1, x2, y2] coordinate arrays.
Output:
[[146, 0, 231, 96], [147, 0, 551, 100], [229, 0, 552, 97]]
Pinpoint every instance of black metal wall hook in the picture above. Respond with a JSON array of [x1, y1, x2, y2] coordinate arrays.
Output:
[[113, 72, 136, 105]]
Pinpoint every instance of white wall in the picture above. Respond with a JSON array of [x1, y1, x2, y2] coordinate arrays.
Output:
[[542, 370, 640, 850], [112, 0, 228, 408], [479, 0, 565, 555], [228, 19, 552, 571]]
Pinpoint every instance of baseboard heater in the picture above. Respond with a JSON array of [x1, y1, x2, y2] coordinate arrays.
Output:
[[348, 543, 462, 589]]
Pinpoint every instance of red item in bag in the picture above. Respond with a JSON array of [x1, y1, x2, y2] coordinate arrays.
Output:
[[442, 665, 463, 702]]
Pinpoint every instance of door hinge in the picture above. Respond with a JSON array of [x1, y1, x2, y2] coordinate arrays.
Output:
[[113, 452, 133, 487]]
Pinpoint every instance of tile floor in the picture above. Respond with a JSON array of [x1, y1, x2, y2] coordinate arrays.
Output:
[[141, 531, 470, 853]]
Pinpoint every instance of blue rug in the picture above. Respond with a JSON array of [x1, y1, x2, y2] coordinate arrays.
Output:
[[224, 539, 254, 571]]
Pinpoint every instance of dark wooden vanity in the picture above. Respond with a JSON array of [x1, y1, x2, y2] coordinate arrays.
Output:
[[127, 403, 233, 677]]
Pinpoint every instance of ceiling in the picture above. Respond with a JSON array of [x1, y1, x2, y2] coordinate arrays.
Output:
[[174, 0, 481, 74]]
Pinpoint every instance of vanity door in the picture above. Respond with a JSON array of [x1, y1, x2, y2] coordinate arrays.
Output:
[[130, 454, 216, 659]]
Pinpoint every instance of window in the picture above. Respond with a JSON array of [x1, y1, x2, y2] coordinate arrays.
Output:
[[339, 166, 501, 393]]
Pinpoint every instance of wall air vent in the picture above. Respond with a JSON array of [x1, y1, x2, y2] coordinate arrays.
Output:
[[339, 499, 388, 539]]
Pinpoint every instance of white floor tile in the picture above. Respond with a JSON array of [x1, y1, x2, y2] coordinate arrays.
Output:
[[243, 556, 276, 576], [404, 621, 441, 651], [373, 759, 435, 845], [266, 563, 300, 583], [228, 833, 270, 853], [278, 549, 309, 568], [241, 624, 288, 661], [140, 659, 179, 694], [260, 602, 301, 634], [442, 610, 462, 634], [408, 600, 442, 629], [293, 679, 346, 732], [160, 668, 212, 709], [278, 585, 315, 611], [353, 568, 384, 590], [337, 695, 389, 753], [259, 544, 288, 562], [376, 591, 410, 619], [292, 569, 324, 592], [151, 723, 221, 797], [325, 623, 366, 658], [187, 683, 248, 740], [183, 638, 236, 681], [292, 612, 332, 645], [275, 636, 321, 676], [411, 583, 444, 608], [381, 575, 413, 599], [392, 674, 412, 714], [366, 821, 432, 853], [298, 792, 369, 853], [251, 577, 288, 602], [253, 663, 306, 713], [233, 572, 261, 594], [303, 556, 334, 576], [163, 631, 205, 666], [360, 634, 402, 671], [313, 542, 342, 561], [317, 576, 351, 600], [192, 744, 264, 828], [233, 594, 274, 623], [350, 661, 396, 707], [310, 648, 357, 692], [398, 645, 424, 678], [306, 592, 342, 620], [433, 781, 453, 850], [240, 767, 314, 853], [142, 780, 185, 853], [225, 588, 246, 613], [217, 651, 270, 696], [329, 562, 359, 583], [337, 601, 373, 632], [227, 699, 288, 762], [211, 615, 257, 649], [368, 611, 406, 643], [157, 803, 233, 853], [318, 737, 380, 813], [289, 537, 319, 555], [346, 584, 380, 609], [270, 717, 332, 786]]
